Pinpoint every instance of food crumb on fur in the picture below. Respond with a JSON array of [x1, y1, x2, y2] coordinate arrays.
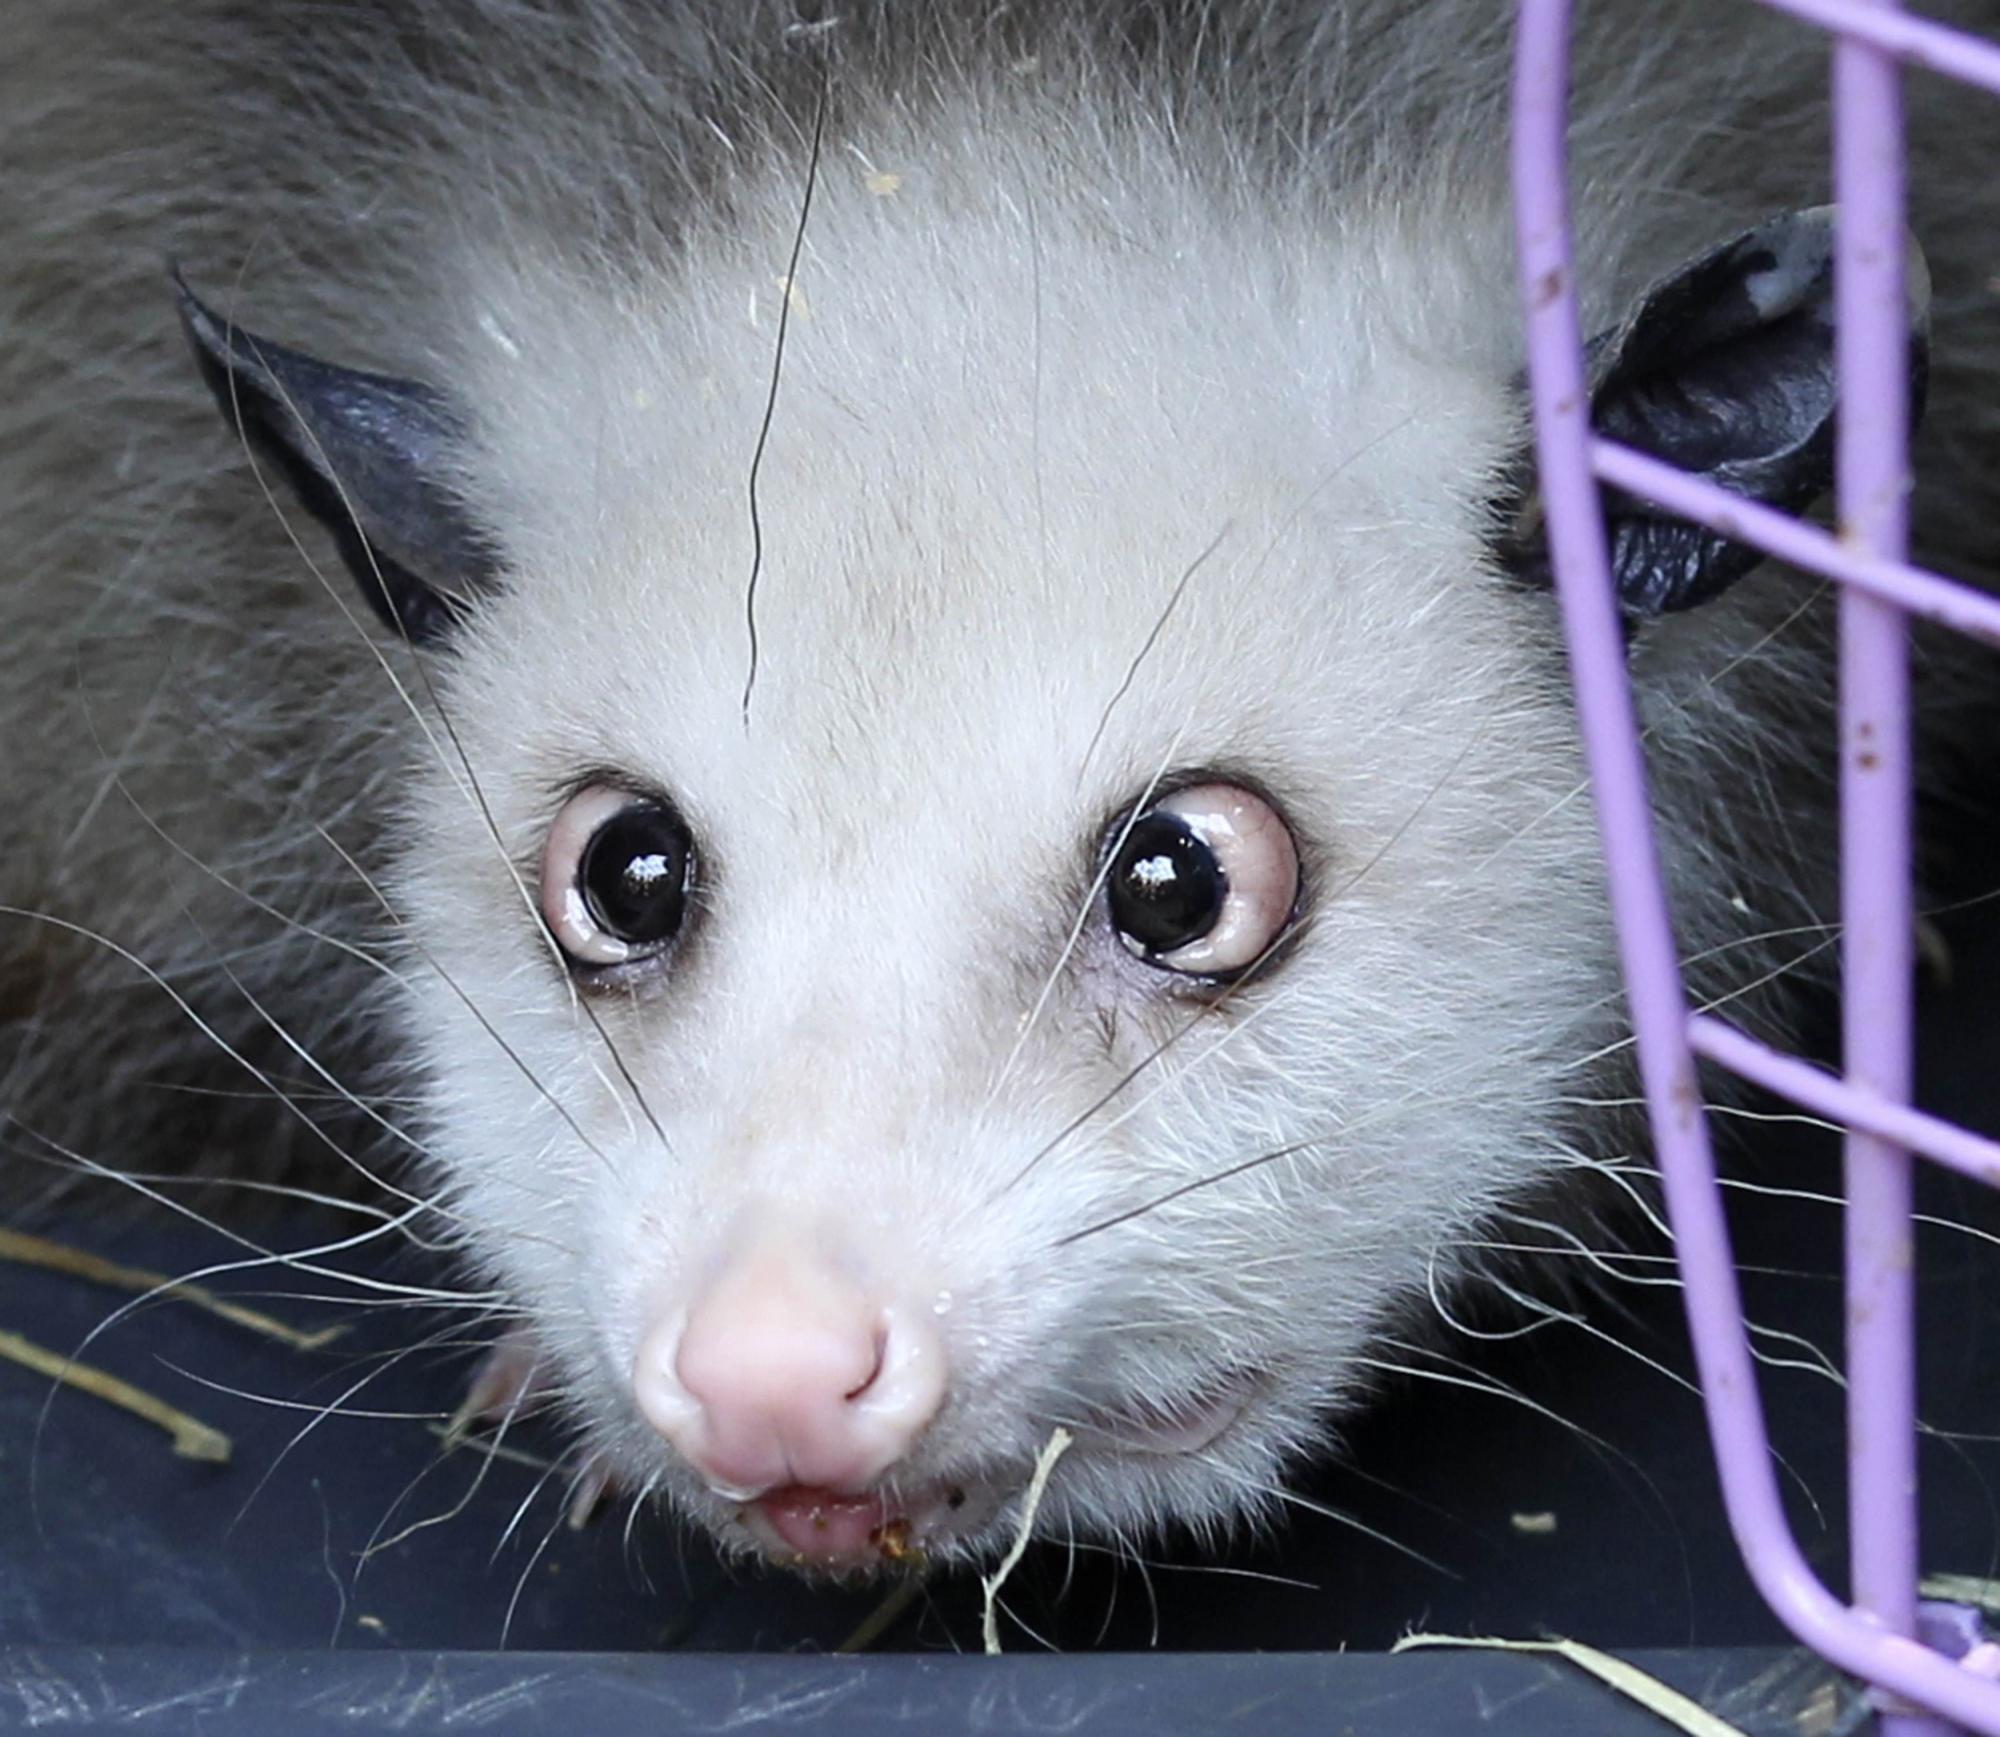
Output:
[[871, 1516, 917, 1562]]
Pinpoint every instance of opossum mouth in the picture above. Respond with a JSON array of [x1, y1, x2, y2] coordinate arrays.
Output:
[[738, 1482, 960, 1569], [733, 1372, 1262, 1570]]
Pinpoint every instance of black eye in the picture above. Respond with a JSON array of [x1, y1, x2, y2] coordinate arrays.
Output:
[[1110, 815, 1226, 956], [581, 807, 690, 944], [1105, 783, 1301, 978], [540, 786, 695, 967]]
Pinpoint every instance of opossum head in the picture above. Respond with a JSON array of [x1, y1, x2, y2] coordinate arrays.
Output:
[[181, 156, 1883, 1572]]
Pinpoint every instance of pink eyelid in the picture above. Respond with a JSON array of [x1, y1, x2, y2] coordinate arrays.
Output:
[[1151, 783, 1300, 975], [539, 785, 640, 965]]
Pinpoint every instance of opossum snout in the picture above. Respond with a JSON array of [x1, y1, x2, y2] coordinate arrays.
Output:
[[632, 1222, 949, 1505]]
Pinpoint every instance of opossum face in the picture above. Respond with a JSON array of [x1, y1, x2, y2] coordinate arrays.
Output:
[[182, 169, 1863, 1570], [411, 380, 1604, 1564]]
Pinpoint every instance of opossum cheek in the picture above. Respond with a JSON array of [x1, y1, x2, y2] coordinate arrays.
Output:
[[628, 1226, 949, 1564], [1083, 1366, 1265, 1458]]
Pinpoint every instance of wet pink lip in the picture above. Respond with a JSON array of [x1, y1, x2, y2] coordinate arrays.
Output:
[[743, 1484, 916, 1566]]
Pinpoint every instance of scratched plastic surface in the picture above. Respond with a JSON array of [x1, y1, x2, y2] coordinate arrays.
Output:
[[0, 1647, 1857, 1735]]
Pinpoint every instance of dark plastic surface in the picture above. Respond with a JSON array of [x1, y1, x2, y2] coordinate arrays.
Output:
[[0, 1645, 1854, 1734]]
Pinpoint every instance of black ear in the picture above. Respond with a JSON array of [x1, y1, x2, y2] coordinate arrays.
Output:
[[1499, 207, 1930, 618], [173, 270, 496, 644]]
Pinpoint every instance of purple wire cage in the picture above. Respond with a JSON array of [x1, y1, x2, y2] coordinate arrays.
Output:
[[1511, 1, 2000, 1731]]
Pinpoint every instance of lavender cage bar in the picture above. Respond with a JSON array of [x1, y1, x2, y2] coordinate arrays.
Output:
[[1510, 1, 2000, 1732]]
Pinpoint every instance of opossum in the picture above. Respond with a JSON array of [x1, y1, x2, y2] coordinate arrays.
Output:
[[3, 0, 1998, 1576]]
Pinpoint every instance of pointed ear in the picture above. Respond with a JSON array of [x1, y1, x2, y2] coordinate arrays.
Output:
[[173, 270, 496, 644], [1498, 207, 1930, 618]]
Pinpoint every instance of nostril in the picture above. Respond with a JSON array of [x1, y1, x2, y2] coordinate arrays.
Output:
[[849, 1306, 947, 1428], [634, 1311, 695, 1414], [842, 1322, 889, 1403]]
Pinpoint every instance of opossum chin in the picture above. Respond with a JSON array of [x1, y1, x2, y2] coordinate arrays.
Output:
[[689, 1369, 1269, 1575]]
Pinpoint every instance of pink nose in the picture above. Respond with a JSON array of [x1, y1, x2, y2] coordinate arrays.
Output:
[[632, 1229, 947, 1499]]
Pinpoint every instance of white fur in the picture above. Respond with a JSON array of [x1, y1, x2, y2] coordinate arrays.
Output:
[[4, 1, 1997, 1565]]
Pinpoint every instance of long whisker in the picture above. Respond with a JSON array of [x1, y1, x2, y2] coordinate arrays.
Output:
[[307, 828, 626, 1185], [1058, 1536, 1321, 1592], [1220, 1470, 1454, 1576], [0, 905, 435, 1211], [1077, 521, 1233, 778], [159, 1361, 451, 1426], [991, 413, 1436, 1119], [740, 59, 829, 726], [362, 1340, 552, 1560], [498, 1465, 577, 1648], [33, 1139, 497, 1308], [68, 667, 418, 995], [983, 713, 1193, 1110], [990, 947, 1302, 1202], [316, 1480, 350, 1645], [1473, 582, 1827, 871], [225, 1310, 522, 1529], [0, 1134, 447, 1246], [22, 1155, 496, 1525], [1007, 723, 1490, 1199], [198, 936, 431, 1166], [1356, 1339, 1644, 1488]]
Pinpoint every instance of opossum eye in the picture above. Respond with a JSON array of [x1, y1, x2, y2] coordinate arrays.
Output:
[[541, 787, 694, 966], [1107, 783, 1299, 979]]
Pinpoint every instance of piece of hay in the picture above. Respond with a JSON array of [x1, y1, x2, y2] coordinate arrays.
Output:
[[1392, 1633, 1748, 1737], [837, 1574, 924, 1654], [0, 1328, 230, 1463], [1922, 1573, 2000, 1613], [566, 1459, 614, 1531], [424, 1422, 557, 1473], [981, 1426, 1073, 1655], [0, 1227, 343, 1351]]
